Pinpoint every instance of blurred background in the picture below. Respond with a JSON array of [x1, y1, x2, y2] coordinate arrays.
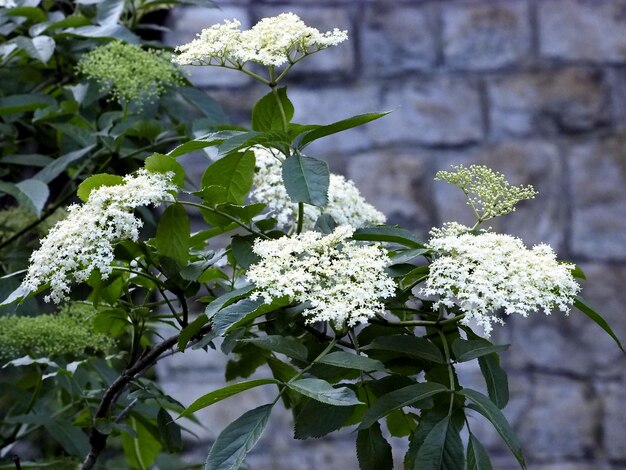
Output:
[[158, 0, 626, 468]]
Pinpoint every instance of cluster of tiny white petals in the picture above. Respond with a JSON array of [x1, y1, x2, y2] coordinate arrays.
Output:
[[250, 147, 386, 230], [0, 0, 16, 8], [422, 231, 580, 337], [21, 170, 175, 303], [173, 13, 348, 67], [247, 226, 396, 327]]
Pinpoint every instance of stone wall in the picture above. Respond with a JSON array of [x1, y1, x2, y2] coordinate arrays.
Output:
[[159, 1, 626, 468]]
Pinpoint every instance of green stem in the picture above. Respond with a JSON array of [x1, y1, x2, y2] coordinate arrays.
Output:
[[437, 328, 456, 416], [369, 313, 466, 329], [296, 202, 304, 234], [271, 85, 289, 132]]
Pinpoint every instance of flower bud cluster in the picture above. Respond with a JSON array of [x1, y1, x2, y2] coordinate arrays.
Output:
[[250, 147, 386, 230], [436, 165, 537, 221], [173, 13, 348, 68], [21, 170, 175, 303], [422, 228, 580, 336], [247, 226, 396, 327]]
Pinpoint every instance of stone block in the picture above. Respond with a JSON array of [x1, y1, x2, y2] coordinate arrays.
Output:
[[443, 1, 531, 70], [361, 3, 437, 75], [378, 79, 484, 146], [488, 68, 610, 136], [165, 6, 252, 88], [539, 0, 626, 62], [433, 140, 566, 248], [253, 6, 354, 77], [568, 135, 626, 260], [517, 376, 597, 460], [603, 379, 626, 460], [345, 148, 436, 234]]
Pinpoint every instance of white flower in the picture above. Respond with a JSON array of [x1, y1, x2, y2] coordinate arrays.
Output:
[[421, 231, 580, 337], [173, 13, 348, 68], [0, 0, 16, 8], [21, 170, 176, 303], [250, 147, 386, 230], [247, 226, 396, 327]]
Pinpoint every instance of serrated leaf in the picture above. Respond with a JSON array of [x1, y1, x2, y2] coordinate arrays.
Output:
[[575, 296, 625, 354], [231, 235, 260, 269], [204, 284, 255, 318], [157, 408, 182, 453], [352, 226, 424, 249], [77, 173, 124, 202], [478, 354, 509, 409], [317, 351, 385, 372], [156, 203, 190, 267], [467, 433, 493, 470], [295, 112, 389, 149], [287, 378, 362, 406], [179, 380, 277, 419], [204, 404, 272, 470], [177, 314, 209, 352], [201, 151, 255, 205], [144, 153, 185, 187], [252, 87, 294, 131], [281, 154, 329, 206], [34, 146, 96, 184], [356, 422, 393, 470], [212, 298, 283, 337], [460, 389, 526, 469], [362, 335, 445, 364], [451, 338, 510, 363], [121, 416, 162, 470], [358, 382, 447, 430], [239, 335, 308, 362], [43, 420, 89, 457], [294, 399, 355, 439], [413, 416, 464, 470]]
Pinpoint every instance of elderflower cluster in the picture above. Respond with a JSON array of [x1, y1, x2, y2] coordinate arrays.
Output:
[[422, 230, 580, 336], [21, 170, 175, 303], [0, 0, 16, 8], [77, 41, 183, 104], [250, 147, 386, 230], [0, 303, 114, 362], [436, 165, 537, 222], [173, 13, 347, 68], [247, 226, 396, 327]]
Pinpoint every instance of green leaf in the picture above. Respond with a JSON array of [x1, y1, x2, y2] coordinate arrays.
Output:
[[156, 203, 190, 267], [467, 434, 493, 470], [144, 153, 185, 187], [294, 399, 355, 439], [204, 404, 273, 470], [575, 297, 625, 354], [413, 416, 465, 470], [201, 151, 256, 205], [252, 87, 294, 131], [452, 338, 510, 363], [231, 235, 260, 269], [317, 351, 385, 372], [177, 314, 209, 352], [96, 0, 125, 25], [352, 226, 424, 249], [287, 378, 362, 406], [460, 389, 526, 469], [0, 94, 56, 116], [211, 298, 274, 336], [478, 354, 509, 409], [239, 335, 308, 361], [358, 383, 447, 430], [389, 248, 430, 265], [356, 422, 393, 470], [181, 380, 277, 419], [282, 154, 329, 206], [34, 146, 96, 184], [43, 420, 89, 457], [77, 173, 124, 202], [362, 335, 445, 364], [178, 86, 228, 123], [121, 416, 162, 470], [158, 408, 183, 453], [168, 139, 218, 158], [295, 112, 389, 149], [16, 36, 55, 64], [6, 7, 48, 22], [204, 284, 255, 318], [0, 179, 49, 217], [93, 309, 129, 337]]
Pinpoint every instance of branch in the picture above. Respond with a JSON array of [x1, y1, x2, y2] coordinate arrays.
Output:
[[80, 323, 213, 470]]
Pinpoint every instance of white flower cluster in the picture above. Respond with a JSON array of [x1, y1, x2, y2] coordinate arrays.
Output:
[[173, 13, 348, 68], [0, 0, 16, 8], [422, 229, 580, 336], [247, 226, 396, 327], [21, 170, 175, 303], [250, 147, 386, 230]]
